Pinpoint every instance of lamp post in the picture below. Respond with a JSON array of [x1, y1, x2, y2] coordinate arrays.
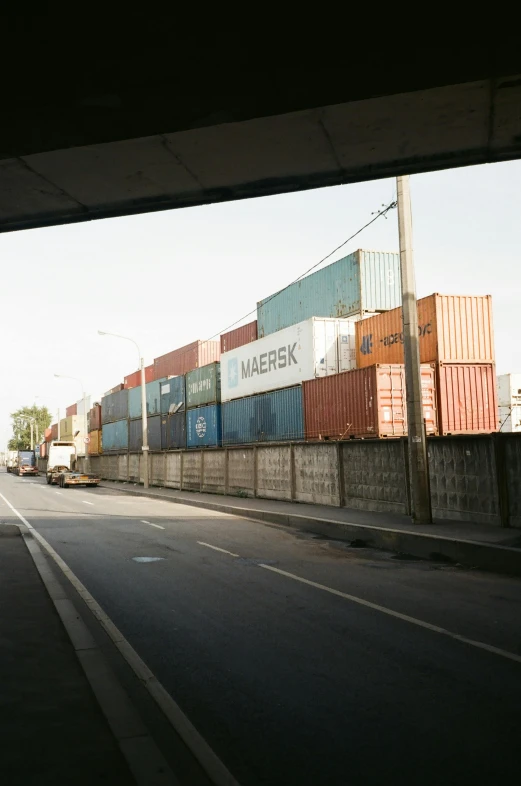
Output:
[[54, 374, 88, 469], [98, 330, 149, 489]]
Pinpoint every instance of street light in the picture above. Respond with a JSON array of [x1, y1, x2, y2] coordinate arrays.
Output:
[[54, 374, 88, 468], [98, 330, 149, 489]]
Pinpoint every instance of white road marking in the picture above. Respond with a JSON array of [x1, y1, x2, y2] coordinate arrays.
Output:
[[197, 541, 240, 558], [260, 564, 521, 665], [55, 492, 62, 495], [141, 520, 165, 530], [82, 500, 94, 505], [0, 488, 241, 786]]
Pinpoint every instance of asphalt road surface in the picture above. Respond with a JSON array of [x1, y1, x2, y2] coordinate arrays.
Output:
[[2, 470, 521, 786]]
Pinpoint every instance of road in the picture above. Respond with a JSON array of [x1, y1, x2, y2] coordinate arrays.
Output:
[[1, 469, 521, 786]]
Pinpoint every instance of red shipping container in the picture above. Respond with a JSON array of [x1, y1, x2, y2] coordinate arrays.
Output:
[[44, 427, 53, 442], [154, 340, 220, 379], [124, 365, 155, 389], [220, 321, 258, 354], [89, 404, 102, 432], [303, 364, 438, 440], [66, 403, 77, 417], [436, 363, 498, 435], [51, 423, 58, 440]]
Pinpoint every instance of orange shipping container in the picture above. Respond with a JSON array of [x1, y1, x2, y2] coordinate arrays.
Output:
[[356, 294, 494, 369], [88, 430, 102, 455]]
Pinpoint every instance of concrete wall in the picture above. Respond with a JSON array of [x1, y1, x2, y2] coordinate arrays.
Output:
[[74, 433, 521, 529], [342, 440, 407, 514], [428, 437, 500, 526]]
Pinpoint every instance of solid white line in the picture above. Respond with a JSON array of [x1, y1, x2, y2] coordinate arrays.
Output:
[[0, 488, 242, 786], [260, 564, 521, 665], [197, 541, 240, 558], [141, 520, 165, 530], [82, 501, 94, 506]]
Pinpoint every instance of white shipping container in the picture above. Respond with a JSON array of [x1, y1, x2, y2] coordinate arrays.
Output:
[[221, 317, 357, 402], [497, 374, 521, 432]]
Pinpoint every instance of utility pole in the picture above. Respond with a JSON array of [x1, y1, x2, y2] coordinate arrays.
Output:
[[29, 421, 34, 450], [396, 175, 432, 524], [140, 356, 150, 490]]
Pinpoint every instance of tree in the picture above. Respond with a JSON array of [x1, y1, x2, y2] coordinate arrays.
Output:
[[8, 405, 52, 450]]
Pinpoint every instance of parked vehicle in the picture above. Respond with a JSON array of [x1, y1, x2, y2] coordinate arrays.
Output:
[[6, 450, 18, 473], [15, 450, 38, 476], [46, 441, 100, 487]]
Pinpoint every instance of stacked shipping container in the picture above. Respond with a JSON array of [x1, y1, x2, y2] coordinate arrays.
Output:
[[497, 373, 521, 432], [185, 362, 222, 448], [355, 294, 497, 435], [50, 248, 499, 458], [257, 250, 401, 337], [154, 340, 220, 379], [303, 365, 437, 440]]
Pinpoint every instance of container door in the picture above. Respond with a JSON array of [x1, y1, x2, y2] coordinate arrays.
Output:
[[338, 322, 356, 372], [324, 320, 339, 376], [420, 366, 438, 434], [377, 366, 406, 436]]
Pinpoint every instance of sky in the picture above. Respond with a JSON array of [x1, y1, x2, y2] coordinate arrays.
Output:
[[1, 159, 520, 448]]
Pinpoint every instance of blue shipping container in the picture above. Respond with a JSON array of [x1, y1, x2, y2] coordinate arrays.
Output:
[[257, 249, 401, 337], [166, 412, 186, 449], [102, 419, 129, 451], [101, 388, 129, 424], [186, 405, 222, 448], [160, 376, 186, 415], [129, 416, 162, 452], [129, 379, 165, 419], [222, 386, 304, 445]]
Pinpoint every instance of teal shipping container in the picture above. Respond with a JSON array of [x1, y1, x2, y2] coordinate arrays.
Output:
[[102, 419, 129, 451], [101, 388, 128, 424], [257, 249, 401, 337], [129, 416, 162, 451], [186, 362, 220, 409], [129, 379, 165, 419], [160, 376, 186, 415], [222, 386, 304, 445]]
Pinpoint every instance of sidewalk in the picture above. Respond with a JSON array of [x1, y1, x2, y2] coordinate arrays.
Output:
[[0, 524, 135, 785], [101, 482, 521, 577]]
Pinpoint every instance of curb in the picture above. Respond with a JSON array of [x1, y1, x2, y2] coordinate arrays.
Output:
[[102, 482, 521, 577]]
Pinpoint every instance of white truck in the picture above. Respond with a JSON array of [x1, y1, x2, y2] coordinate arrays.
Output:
[[6, 450, 18, 473], [46, 441, 101, 488]]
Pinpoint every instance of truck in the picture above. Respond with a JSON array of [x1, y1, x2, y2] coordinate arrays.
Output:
[[15, 450, 38, 476], [46, 441, 101, 488], [6, 450, 18, 473]]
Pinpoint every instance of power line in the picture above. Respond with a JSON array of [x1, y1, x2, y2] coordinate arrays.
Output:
[[207, 200, 397, 341]]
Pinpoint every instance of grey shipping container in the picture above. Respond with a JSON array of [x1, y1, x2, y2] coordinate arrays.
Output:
[[222, 386, 304, 445], [257, 249, 401, 337], [129, 379, 165, 419], [165, 412, 186, 449], [186, 362, 220, 408], [129, 415, 162, 452], [102, 419, 129, 451], [160, 376, 186, 414], [186, 405, 222, 448], [101, 388, 129, 425]]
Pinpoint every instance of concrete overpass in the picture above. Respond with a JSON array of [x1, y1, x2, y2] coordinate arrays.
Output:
[[2, 39, 521, 232]]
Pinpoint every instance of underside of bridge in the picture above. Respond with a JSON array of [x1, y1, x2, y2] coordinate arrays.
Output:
[[2, 27, 521, 232]]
